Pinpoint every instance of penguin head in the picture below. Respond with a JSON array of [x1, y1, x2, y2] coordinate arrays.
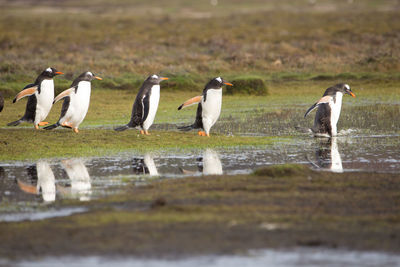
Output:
[[146, 74, 169, 84], [79, 71, 103, 82], [206, 77, 233, 89], [336, 83, 356, 98], [42, 67, 63, 78]]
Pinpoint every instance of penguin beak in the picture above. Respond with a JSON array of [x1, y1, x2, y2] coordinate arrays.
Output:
[[94, 76, 102, 80], [224, 82, 233, 86], [160, 77, 169, 80], [55, 71, 64, 75], [347, 91, 356, 98]]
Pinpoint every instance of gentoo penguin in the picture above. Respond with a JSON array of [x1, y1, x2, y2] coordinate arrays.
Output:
[[0, 91, 4, 113], [17, 161, 56, 202], [177, 77, 232, 137], [8, 67, 63, 129], [304, 83, 355, 137], [44, 71, 102, 133], [114, 74, 168, 135]]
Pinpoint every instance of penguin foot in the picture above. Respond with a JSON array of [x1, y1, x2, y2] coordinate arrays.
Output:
[[140, 130, 145, 135], [73, 128, 79, 133], [34, 125, 39, 130], [145, 130, 150, 135], [198, 131, 207, 136], [61, 122, 72, 128], [38, 122, 49, 126]]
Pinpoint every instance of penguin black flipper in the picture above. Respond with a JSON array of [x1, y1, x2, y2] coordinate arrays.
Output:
[[304, 95, 333, 118], [304, 102, 318, 118]]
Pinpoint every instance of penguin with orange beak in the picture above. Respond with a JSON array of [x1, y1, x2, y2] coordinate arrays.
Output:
[[44, 71, 102, 133], [304, 83, 355, 137], [8, 67, 63, 129], [177, 77, 233, 137], [114, 74, 168, 135]]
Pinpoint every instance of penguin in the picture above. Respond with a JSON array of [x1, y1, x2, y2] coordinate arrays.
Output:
[[44, 71, 102, 133], [304, 83, 355, 137], [177, 77, 232, 137], [0, 91, 4, 113], [7, 67, 63, 129], [114, 74, 168, 135]]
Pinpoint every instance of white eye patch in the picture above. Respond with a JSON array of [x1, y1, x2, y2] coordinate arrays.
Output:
[[216, 77, 222, 83], [46, 67, 52, 72], [344, 84, 350, 90], [151, 74, 158, 79], [87, 72, 93, 76]]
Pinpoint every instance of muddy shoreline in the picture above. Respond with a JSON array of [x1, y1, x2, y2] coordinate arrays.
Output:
[[1, 165, 399, 260]]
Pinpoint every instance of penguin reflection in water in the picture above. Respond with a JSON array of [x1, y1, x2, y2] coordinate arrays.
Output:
[[304, 83, 355, 137], [114, 74, 168, 135], [44, 71, 102, 133], [17, 161, 56, 202], [8, 67, 63, 129], [307, 137, 343, 173], [177, 77, 232, 137], [132, 153, 159, 176], [180, 149, 223, 176]]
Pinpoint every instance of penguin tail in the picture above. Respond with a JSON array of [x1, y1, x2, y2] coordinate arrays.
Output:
[[114, 125, 130, 131], [177, 124, 195, 132], [7, 119, 22, 126], [43, 122, 60, 130]]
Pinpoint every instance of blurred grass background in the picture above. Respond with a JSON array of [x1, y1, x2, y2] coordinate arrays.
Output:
[[0, 0, 399, 95]]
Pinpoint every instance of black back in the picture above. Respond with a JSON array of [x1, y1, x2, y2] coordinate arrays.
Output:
[[21, 83, 38, 122], [312, 103, 332, 136]]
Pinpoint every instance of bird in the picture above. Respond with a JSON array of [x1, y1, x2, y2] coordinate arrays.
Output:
[[0, 91, 4, 113], [114, 74, 168, 135], [44, 71, 102, 133], [304, 83, 355, 137], [177, 77, 232, 137], [179, 149, 223, 175], [7, 67, 63, 129]]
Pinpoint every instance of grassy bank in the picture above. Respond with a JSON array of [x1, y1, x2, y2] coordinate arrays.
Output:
[[1, 164, 399, 258]]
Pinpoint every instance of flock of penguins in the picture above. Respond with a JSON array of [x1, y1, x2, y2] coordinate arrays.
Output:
[[0, 67, 355, 137]]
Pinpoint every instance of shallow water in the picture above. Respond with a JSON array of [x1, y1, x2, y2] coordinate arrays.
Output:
[[4, 248, 400, 267], [0, 134, 399, 220]]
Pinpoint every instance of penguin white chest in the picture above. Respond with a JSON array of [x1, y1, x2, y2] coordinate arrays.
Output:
[[35, 79, 54, 123], [142, 85, 160, 130], [201, 89, 222, 132], [329, 92, 343, 136], [66, 81, 91, 127]]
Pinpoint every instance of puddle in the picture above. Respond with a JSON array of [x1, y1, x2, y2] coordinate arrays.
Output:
[[0, 207, 87, 222], [4, 248, 400, 267], [0, 135, 399, 218]]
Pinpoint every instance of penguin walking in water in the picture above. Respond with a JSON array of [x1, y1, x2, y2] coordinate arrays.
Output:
[[304, 83, 355, 137], [7, 67, 63, 129], [177, 77, 232, 137], [44, 71, 102, 133], [114, 74, 168, 135]]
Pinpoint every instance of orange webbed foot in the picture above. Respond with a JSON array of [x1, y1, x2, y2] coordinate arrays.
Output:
[[140, 130, 145, 135], [38, 122, 49, 126], [73, 128, 79, 133]]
